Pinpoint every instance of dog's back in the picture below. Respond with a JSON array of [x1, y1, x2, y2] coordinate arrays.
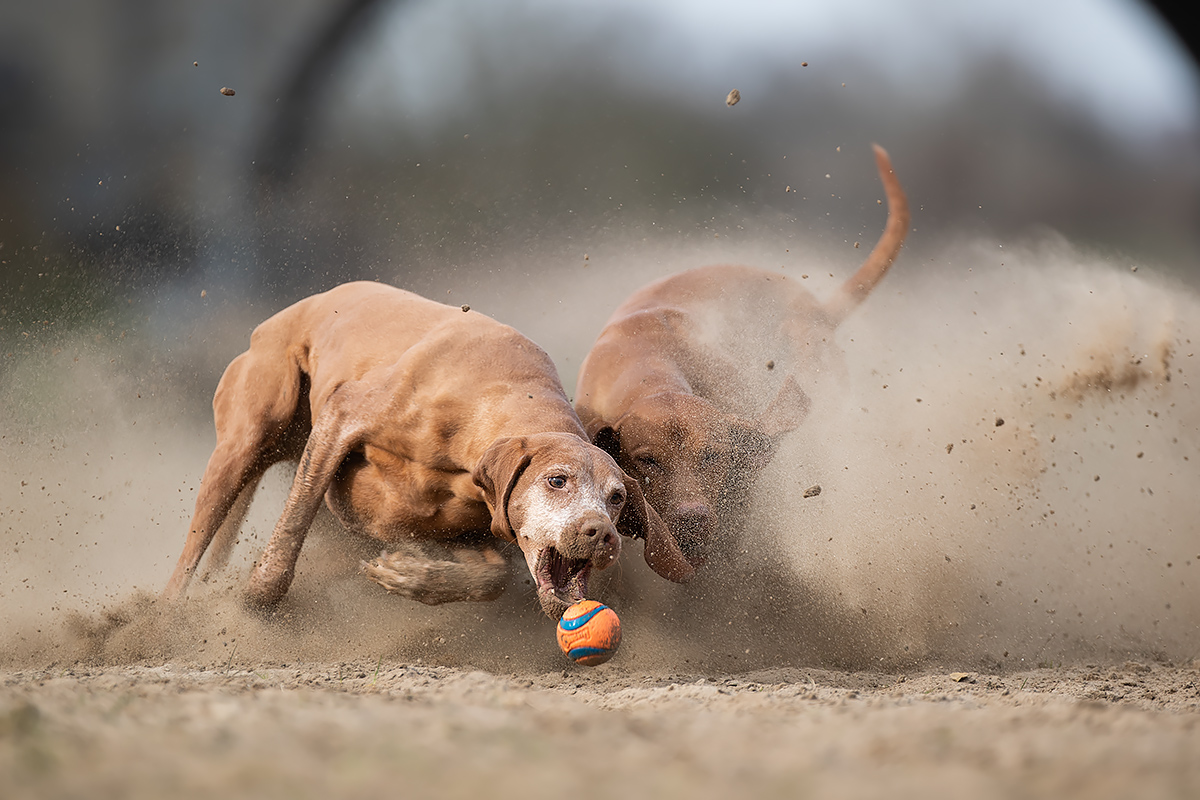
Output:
[[242, 282, 579, 442], [579, 265, 837, 423], [577, 144, 908, 426]]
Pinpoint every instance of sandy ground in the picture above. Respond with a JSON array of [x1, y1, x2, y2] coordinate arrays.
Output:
[[5, 237, 1200, 798], [4, 659, 1200, 799]]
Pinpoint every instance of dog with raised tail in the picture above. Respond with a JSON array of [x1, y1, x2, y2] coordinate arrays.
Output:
[[574, 144, 909, 567]]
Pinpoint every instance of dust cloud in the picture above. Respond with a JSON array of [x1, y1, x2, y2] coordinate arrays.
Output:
[[754, 233, 1200, 670], [2, 229, 1197, 674]]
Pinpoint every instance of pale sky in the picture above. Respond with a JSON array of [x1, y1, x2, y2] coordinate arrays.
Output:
[[363, 0, 1198, 143]]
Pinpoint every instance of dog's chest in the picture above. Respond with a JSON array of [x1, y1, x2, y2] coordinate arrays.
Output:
[[324, 445, 489, 541]]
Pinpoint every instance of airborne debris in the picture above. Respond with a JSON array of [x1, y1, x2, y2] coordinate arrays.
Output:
[[725, 89, 741, 107], [220, 87, 236, 96], [803, 485, 821, 498], [461, 304, 470, 313]]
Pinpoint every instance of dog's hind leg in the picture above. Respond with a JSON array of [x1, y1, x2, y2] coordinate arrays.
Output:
[[199, 473, 263, 583], [164, 340, 307, 601], [165, 440, 268, 600]]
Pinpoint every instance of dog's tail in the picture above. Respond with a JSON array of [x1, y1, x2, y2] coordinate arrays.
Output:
[[823, 144, 910, 326]]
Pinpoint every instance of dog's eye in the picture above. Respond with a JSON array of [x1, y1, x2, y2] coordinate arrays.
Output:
[[608, 490, 626, 507], [547, 475, 567, 489], [634, 454, 661, 473]]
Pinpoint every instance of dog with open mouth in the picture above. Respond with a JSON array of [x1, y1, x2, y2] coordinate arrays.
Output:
[[163, 281, 692, 619]]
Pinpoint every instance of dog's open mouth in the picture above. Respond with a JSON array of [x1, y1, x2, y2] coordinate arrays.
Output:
[[534, 547, 591, 617]]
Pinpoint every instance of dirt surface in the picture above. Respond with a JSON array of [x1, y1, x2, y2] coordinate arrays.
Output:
[[4, 660, 1200, 799], [5, 240, 1200, 798]]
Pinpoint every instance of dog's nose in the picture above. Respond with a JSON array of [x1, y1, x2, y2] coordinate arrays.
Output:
[[566, 519, 621, 563], [580, 522, 618, 550], [673, 502, 712, 532]]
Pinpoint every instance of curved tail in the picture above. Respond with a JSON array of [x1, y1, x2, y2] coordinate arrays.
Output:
[[823, 144, 910, 325]]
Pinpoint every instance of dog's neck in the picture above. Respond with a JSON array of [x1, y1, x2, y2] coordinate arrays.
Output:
[[455, 387, 588, 468]]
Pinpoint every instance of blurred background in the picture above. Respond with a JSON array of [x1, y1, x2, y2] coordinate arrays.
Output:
[[1, 0, 1200, 667], [2, 0, 1197, 374]]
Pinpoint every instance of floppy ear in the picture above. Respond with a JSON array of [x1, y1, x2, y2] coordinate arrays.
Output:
[[616, 473, 694, 583], [730, 375, 811, 473], [757, 374, 810, 439], [472, 437, 533, 543]]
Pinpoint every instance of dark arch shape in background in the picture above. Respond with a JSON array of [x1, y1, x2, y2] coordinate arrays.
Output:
[[252, 0, 1200, 197], [1147, 0, 1199, 66], [253, 0, 395, 197]]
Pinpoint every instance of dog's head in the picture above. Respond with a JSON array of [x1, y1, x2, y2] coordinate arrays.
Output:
[[588, 379, 809, 567], [473, 432, 692, 618], [588, 393, 764, 567]]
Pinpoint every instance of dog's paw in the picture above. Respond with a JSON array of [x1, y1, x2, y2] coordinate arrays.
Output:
[[361, 545, 509, 604]]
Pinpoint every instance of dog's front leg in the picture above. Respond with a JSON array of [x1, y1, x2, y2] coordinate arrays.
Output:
[[246, 387, 367, 608]]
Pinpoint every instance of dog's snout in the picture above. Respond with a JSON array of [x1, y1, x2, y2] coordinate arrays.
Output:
[[561, 516, 621, 564], [581, 520, 617, 546], [674, 502, 712, 534], [585, 523, 620, 558]]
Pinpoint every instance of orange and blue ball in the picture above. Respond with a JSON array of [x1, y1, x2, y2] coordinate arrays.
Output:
[[556, 600, 621, 666]]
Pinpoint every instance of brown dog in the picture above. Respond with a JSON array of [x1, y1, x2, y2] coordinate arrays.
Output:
[[574, 145, 909, 566], [164, 281, 692, 618]]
